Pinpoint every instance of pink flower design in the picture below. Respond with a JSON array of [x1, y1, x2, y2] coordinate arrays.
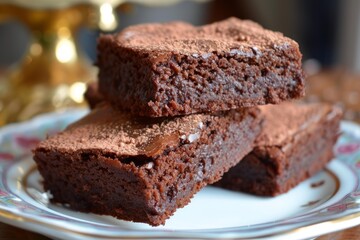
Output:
[[327, 204, 347, 212], [0, 189, 9, 197], [336, 143, 360, 155], [15, 136, 41, 149], [0, 153, 14, 161], [350, 191, 360, 197]]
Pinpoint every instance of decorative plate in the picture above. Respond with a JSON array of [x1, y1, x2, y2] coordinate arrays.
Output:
[[0, 109, 360, 240]]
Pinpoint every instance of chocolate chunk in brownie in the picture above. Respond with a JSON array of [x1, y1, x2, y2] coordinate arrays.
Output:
[[33, 105, 261, 226], [97, 17, 305, 117], [214, 103, 342, 196]]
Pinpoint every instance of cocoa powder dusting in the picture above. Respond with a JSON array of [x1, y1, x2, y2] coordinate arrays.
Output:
[[39, 105, 206, 157]]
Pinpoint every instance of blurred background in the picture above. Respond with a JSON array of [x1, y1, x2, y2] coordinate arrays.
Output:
[[0, 0, 360, 124]]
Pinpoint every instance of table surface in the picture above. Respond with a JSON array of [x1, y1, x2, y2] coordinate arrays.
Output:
[[1, 69, 360, 239]]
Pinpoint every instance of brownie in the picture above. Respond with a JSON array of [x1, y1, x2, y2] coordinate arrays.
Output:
[[83, 82, 103, 109], [97, 17, 305, 117], [33, 105, 261, 226], [214, 103, 342, 196]]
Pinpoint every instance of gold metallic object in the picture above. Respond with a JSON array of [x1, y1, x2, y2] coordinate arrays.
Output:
[[0, 3, 119, 125], [0, 0, 208, 125]]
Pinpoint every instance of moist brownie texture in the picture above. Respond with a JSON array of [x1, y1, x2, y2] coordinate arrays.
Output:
[[214, 103, 342, 196], [33, 105, 261, 226], [97, 17, 305, 117]]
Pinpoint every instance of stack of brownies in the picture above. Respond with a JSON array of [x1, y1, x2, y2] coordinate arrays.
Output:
[[33, 18, 342, 226]]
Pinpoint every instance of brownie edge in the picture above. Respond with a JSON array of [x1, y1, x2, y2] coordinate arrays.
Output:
[[97, 17, 305, 117]]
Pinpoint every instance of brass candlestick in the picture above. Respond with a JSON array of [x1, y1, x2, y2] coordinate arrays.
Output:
[[0, 2, 119, 125]]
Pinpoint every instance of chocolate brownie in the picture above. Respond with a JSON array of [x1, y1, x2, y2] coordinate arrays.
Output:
[[214, 103, 342, 196], [97, 17, 305, 117], [84, 82, 103, 109], [33, 105, 261, 226]]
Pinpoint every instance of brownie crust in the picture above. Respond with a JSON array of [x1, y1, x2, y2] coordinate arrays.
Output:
[[33, 105, 261, 225], [214, 103, 342, 196], [97, 17, 305, 117]]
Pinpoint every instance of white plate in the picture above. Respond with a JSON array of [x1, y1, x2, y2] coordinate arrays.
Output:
[[0, 109, 360, 239]]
